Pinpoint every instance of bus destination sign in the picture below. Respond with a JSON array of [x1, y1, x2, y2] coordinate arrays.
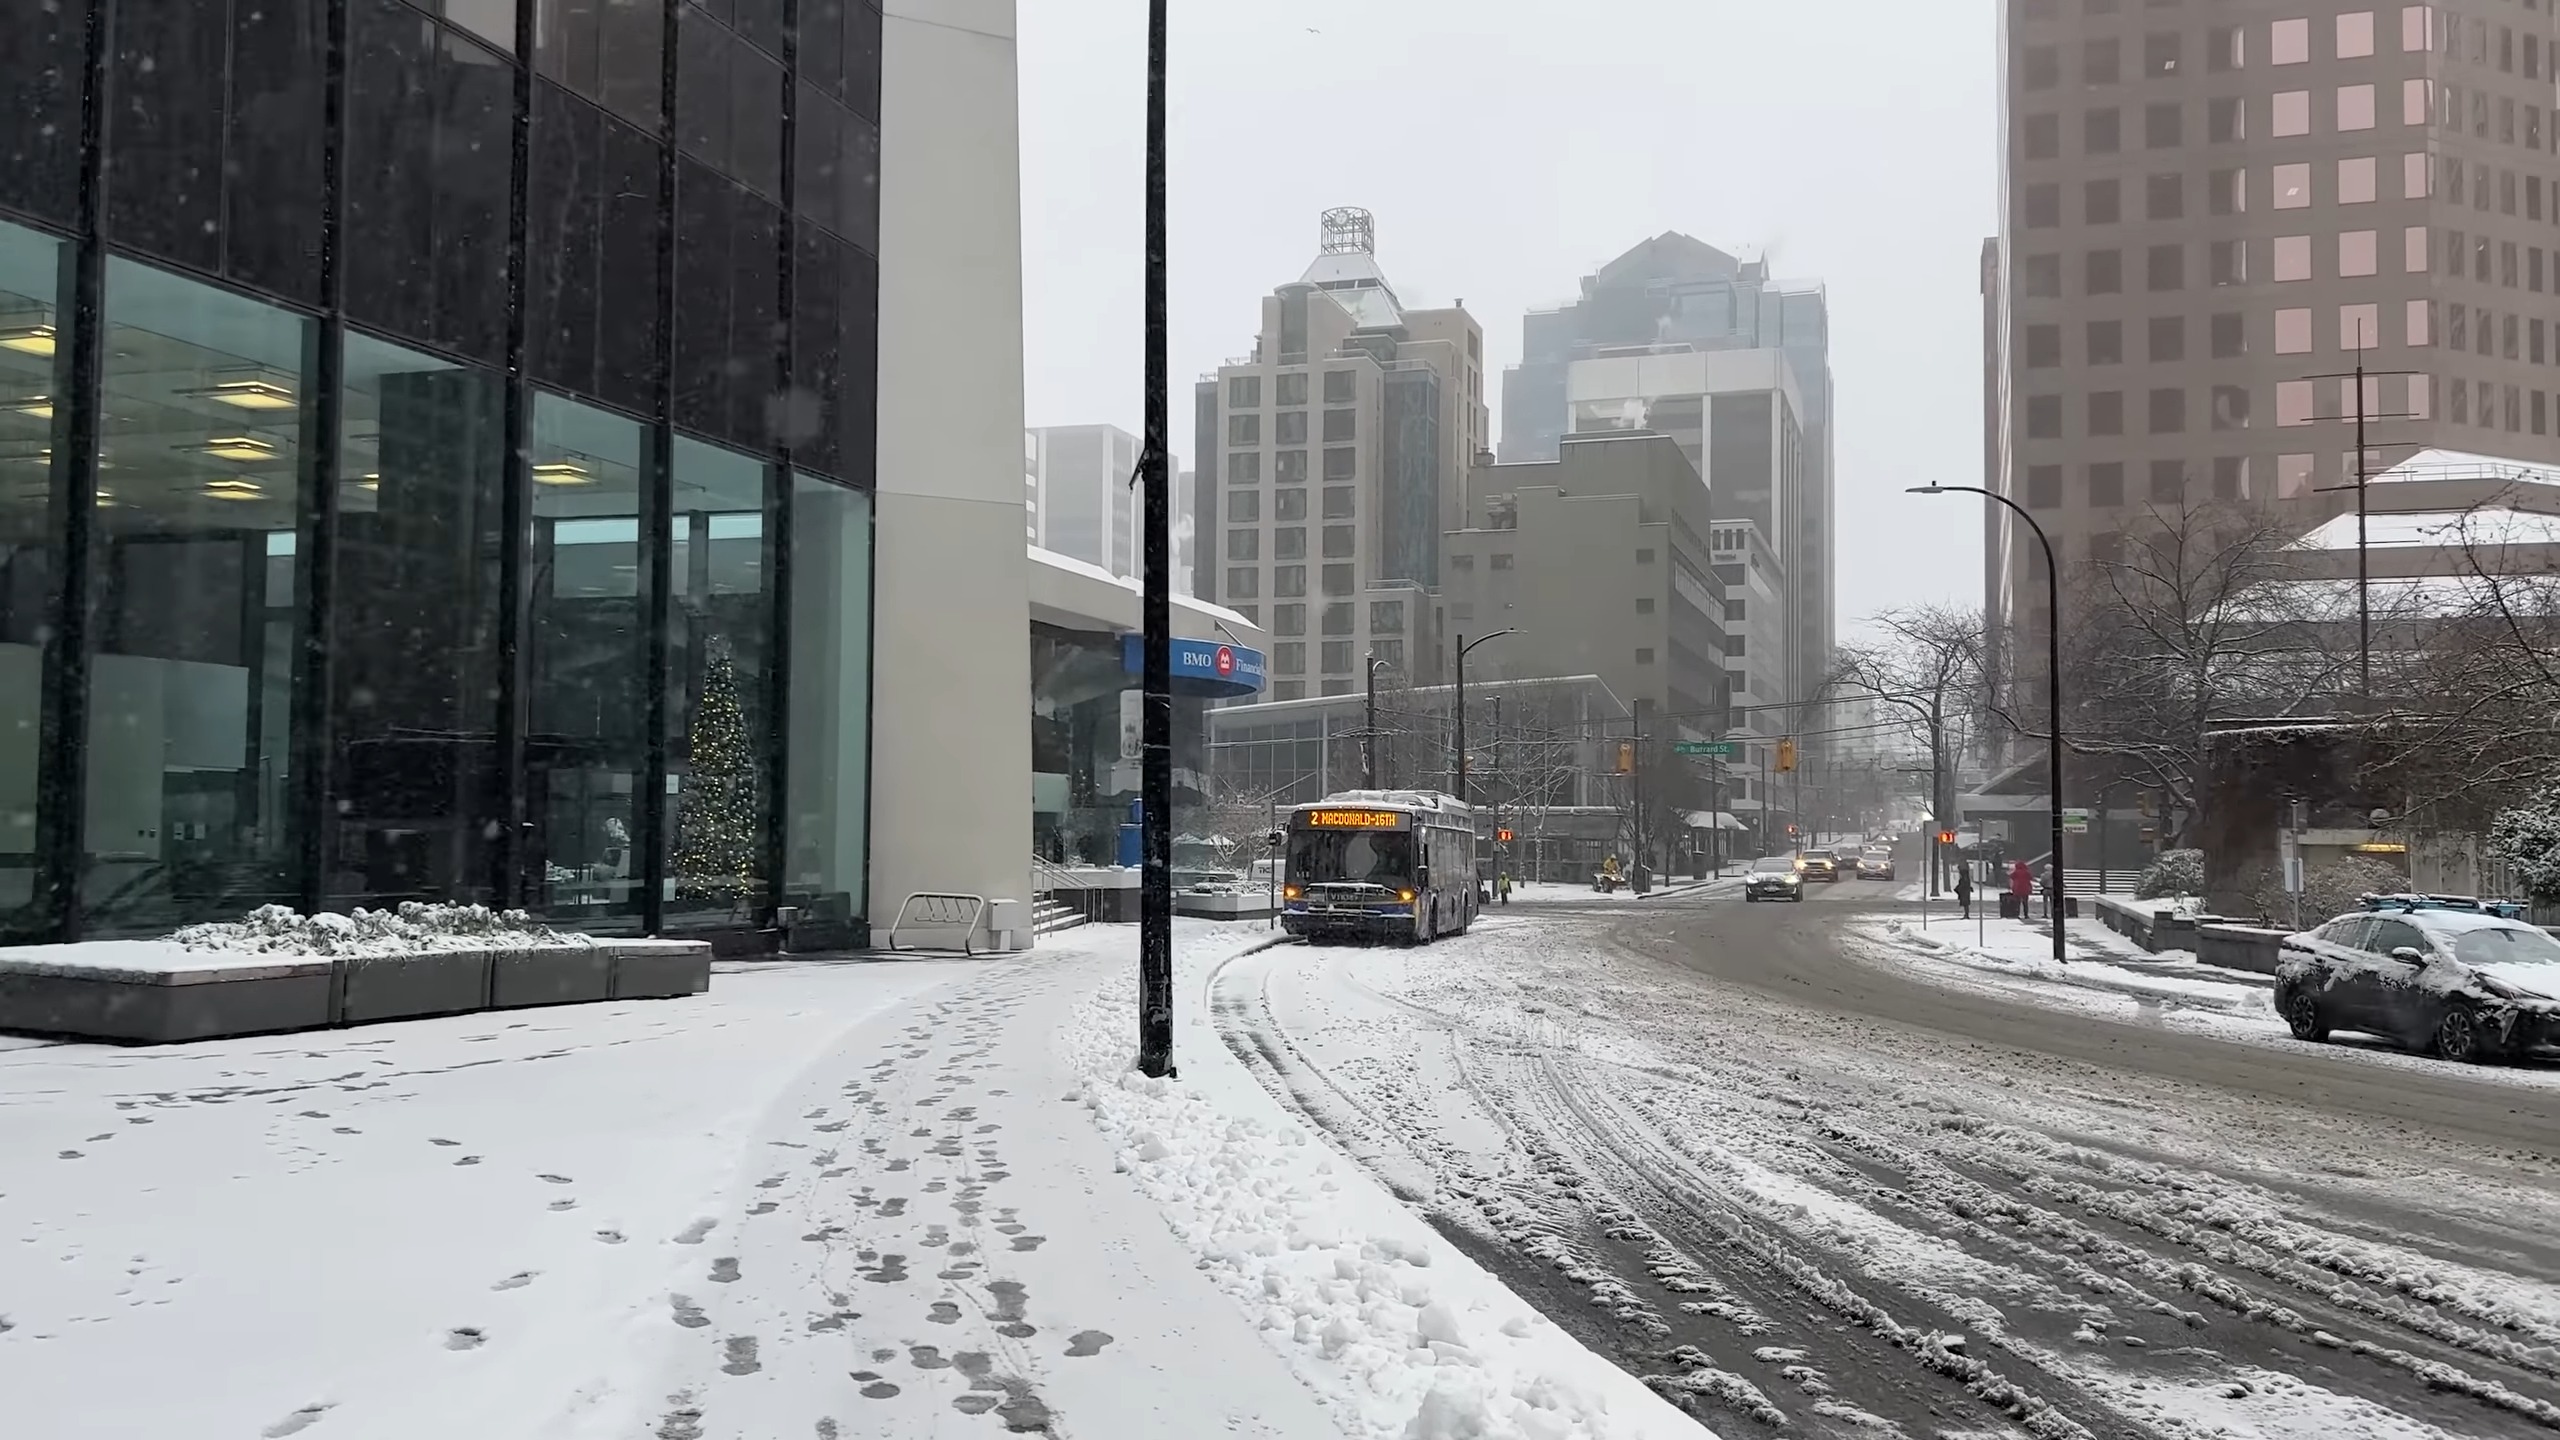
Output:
[[1303, 810, 1407, 830]]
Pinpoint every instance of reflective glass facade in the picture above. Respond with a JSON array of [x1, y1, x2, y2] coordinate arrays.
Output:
[[0, 0, 880, 946]]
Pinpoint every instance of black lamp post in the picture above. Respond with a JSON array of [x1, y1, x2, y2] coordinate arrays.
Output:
[[1909, 484, 2068, 966], [1136, 0, 1174, 1076], [1452, 630, 1519, 802]]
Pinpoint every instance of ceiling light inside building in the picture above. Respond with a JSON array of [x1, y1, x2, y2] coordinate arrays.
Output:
[[186, 374, 299, 412], [198, 435, 281, 463], [531, 458, 594, 486], [7, 395, 51, 419], [0, 323, 56, 357], [202, 477, 266, 501]]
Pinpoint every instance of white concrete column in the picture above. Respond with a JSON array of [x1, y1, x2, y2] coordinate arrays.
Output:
[[870, 0, 1032, 946]]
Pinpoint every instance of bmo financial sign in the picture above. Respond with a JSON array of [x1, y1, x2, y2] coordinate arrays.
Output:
[[1120, 634, 1268, 698]]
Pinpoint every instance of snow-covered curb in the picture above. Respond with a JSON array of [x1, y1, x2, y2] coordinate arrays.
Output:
[[1861, 919, 2265, 1013], [1063, 940, 1708, 1439]]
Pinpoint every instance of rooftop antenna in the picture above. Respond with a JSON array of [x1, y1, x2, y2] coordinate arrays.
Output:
[[1319, 206, 1375, 255]]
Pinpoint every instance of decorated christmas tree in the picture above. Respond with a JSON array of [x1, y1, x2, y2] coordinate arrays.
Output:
[[674, 637, 762, 902]]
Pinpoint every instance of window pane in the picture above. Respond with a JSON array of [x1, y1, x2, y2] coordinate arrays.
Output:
[[108, 0, 228, 275], [2271, 16, 2310, 63], [0, 222, 65, 937], [2275, 307, 2313, 353], [2274, 233, 2311, 280], [0, 0, 83, 226], [2339, 230, 2378, 276], [2337, 83, 2375, 130], [520, 393, 651, 927], [784, 474, 871, 937], [2272, 162, 2311, 208], [332, 331, 509, 911], [665, 438, 775, 925], [2338, 156, 2377, 204], [2272, 90, 2310, 137], [82, 259, 313, 935]]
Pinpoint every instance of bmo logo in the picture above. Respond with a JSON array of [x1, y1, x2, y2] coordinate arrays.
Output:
[[1214, 645, 1235, 678]]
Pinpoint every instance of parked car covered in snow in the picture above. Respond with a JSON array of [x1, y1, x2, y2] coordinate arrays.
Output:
[[2274, 899, 2560, 1063]]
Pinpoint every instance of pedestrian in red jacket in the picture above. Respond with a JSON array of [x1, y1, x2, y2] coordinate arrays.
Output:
[[2009, 860, 2033, 906]]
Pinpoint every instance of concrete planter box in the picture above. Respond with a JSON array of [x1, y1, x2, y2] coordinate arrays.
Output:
[[0, 936, 713, 1045], [2197, 922, 2290, 975], [2093, 895, 2201, 953], [1176, 892, 1278, 920], [339, 951, 492, 1024], [0, 956, 334, 1044], [609, 940, 716, 999], [491, 947, 613, 1009]]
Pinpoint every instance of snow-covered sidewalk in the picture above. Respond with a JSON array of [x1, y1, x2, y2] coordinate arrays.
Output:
[[1855, 912, 2272, 1016], [0, 921, 1699, 1440]]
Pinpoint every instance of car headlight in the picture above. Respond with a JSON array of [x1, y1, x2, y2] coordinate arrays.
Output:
[[1782, 873, 1800, 885]]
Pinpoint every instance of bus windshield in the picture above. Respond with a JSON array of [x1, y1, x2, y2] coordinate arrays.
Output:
[[1289, 829, 1413, 888]]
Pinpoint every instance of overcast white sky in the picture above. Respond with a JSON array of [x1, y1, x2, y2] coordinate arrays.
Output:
[[1017, 0, 1998, 630]]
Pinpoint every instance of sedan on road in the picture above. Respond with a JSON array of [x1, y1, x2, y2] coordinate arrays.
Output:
[[1743, 856, 1806, 902], [2275, 903, 2560, 1062], [1855, 849, 1895, 880]]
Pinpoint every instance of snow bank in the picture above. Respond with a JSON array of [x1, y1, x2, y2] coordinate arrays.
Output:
[[1064, 947, 1706, 1440], [168, 902, 593, 957], [1864, 919, 2263, 1012]]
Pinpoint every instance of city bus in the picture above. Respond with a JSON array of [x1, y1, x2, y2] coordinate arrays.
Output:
[[1279, 790, 1478, 944]]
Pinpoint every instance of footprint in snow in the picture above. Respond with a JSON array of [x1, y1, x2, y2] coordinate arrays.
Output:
[[262, 1403, 335, 1437], [1065, 1330, 1113, 1358], [445, 1326, 486, 1351], [537, 1173, 573, 1185], [429, 1138, 460, 1147], [720, 1336, 761, 1375], [673, 1218, 717, 1245], [709, 1257, 741, 1283], [595, 1230, 627, 1245], [491, 1271, 536, 1291]]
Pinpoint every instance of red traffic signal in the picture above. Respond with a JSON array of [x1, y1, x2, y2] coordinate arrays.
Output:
[[1936, 829, 1957, 845], [1496, 827, 1515, 843]]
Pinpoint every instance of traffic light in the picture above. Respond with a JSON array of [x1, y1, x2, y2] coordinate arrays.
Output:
[[1776, 737, 1798, 773], [1613, 740, 1636, 774], [1936, 829, 1957, 846], [1496, 827, 1515, 843]]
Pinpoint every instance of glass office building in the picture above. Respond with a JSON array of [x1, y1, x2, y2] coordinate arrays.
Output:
[[1, 0, 882, 946]]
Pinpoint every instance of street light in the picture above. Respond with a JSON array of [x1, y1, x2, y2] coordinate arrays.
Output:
[[1452, 629, 1519, 803], [1907, 484, 2067, 966]]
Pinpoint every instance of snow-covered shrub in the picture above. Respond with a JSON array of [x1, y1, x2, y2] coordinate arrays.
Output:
[[2488, 785, 2560, 901], [2134, 849, 2204, 900], [167, 903, 588, 956], [2238, 854, 2407, 927]]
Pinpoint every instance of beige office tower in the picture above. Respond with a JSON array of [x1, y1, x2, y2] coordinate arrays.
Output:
[[1992, 3, 2560, 667], [1193, 208, 1486, 698]]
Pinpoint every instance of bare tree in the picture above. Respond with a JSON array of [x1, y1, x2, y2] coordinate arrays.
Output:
[[2037, 499, 2345, 848], [1835, 605, 1986, 886]]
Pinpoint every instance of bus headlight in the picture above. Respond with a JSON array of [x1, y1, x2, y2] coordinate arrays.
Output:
[[1284, 885, 1302, 901], [1398, 889, 1416, 903]]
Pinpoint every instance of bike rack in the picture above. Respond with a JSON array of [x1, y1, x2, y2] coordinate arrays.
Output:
[[886, 892, 989, 955]]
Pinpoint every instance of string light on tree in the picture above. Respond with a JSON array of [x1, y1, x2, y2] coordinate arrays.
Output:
[[674, 637, 761, 902]]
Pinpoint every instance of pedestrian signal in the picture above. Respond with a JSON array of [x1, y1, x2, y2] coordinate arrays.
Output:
[[1613, 741, 1636, 774], [1776, 738, 1798, 773]]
